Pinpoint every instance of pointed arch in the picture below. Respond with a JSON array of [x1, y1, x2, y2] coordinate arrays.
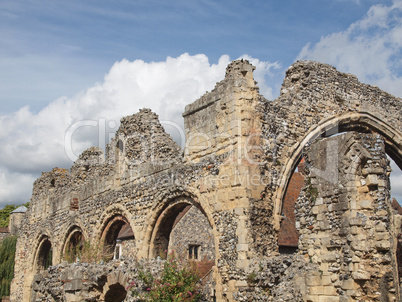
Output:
[[33, 235, 53, 272], [96, 204, 136, 261], [142, 188, 217, 261], [273, 111, 402, 229]]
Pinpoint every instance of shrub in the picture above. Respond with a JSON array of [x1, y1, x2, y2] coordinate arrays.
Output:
[[130, 253, 204, 302]]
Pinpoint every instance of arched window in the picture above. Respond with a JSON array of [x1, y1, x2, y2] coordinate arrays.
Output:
[[63, 227, 84, 262], [101, 215, 135, 261], [35, 237, 52, 272], [150, 198, 215, 267]]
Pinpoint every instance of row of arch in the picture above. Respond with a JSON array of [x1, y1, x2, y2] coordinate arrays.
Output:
[[32, 194, 218, 273]]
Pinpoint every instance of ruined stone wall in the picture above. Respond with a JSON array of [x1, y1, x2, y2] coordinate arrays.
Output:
[[11, 59, 402, 302], [253, 60, 402, 257], [296, 132, 397, 301], [12, 60, 266, 302], [169, 205, 215, 261]]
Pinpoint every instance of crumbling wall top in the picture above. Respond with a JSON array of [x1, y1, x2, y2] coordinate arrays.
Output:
[[183, 59, 257, 118], [108, 108, 181, 164], [32, 167, 71, 198]]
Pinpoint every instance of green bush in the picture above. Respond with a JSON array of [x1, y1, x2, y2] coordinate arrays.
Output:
[[130, 254, 204, 302], [0, 236, 17, 299]]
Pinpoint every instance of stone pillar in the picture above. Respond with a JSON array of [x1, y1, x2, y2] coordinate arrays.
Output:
[[297, 132, 398, 302]]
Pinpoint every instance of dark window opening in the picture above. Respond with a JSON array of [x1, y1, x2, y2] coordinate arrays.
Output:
[[189, 245, 200, 260], [279, 246, 298, 255], [64, 230, 84, 262], [70, 198, 79, 210]]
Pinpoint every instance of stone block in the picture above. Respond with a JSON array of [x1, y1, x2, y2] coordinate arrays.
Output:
[[375, 232, 390, 241], [341, 279, 355, 290], [352, 270, 370, 280], [318, 296, 339, 302], [64, 279, 84, 292], [360, 200, 372, 209], [375, 240, 391, 250], [306, 275, 322, 286], [309, 286, 324, 295], [366, 175, 378, 187], [322, 253, 337, 262], [323, 286, 337, 295]]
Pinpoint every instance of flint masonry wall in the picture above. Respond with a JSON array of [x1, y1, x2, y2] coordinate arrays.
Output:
[[11, 59, 402, 302], [298, 132, 397, 301]]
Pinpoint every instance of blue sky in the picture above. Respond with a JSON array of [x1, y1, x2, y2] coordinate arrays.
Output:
[[0, 0, 401, 206], [1, 0, 391, 112]]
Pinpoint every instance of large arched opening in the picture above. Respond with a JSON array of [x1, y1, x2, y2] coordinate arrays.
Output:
[[274, 112, 402, 229], [62, 226, 85, 262], [273, 112, 402, 299], [34, 236, 53, 272], [100, 215, 135, 261], [148, 196, 216, 279]]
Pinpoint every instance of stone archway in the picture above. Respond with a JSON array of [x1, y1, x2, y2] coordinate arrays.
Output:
[[273, 112, 402, 230], [34, 236, 53, 272], [62, 226, 85, 262], [292, 131, 400, 301], [100, 214, 135, 261], [103, 271, 128, 302], [148, 195, 216, 267]]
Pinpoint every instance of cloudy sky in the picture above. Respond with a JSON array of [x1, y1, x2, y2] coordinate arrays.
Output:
[[0, 0, 401, 207]]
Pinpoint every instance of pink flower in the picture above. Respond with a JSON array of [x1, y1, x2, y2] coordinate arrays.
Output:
[[147, 288, 151, 291]]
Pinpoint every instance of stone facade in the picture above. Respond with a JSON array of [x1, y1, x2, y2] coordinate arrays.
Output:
[[10, 59, 402, 301]]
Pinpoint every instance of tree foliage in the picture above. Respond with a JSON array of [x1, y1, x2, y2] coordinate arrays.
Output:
[[0, 236, 17, 299]]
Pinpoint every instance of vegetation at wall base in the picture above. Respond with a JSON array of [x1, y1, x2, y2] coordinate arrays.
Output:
[[129, 253, 204, 302], [64, 240, 114, 264], [0, 236, 17, 299]]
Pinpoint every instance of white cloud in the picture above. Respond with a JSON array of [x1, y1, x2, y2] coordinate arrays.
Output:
[[297, 0, 402, 97], [0, 168, 36, 205], [0, 53, 279, 207]]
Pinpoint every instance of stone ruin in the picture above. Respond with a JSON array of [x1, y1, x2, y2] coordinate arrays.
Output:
[[10, 59, 402, 301]]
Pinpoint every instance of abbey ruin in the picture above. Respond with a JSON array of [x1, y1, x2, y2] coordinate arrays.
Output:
[[10, 59, 402, 301]]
